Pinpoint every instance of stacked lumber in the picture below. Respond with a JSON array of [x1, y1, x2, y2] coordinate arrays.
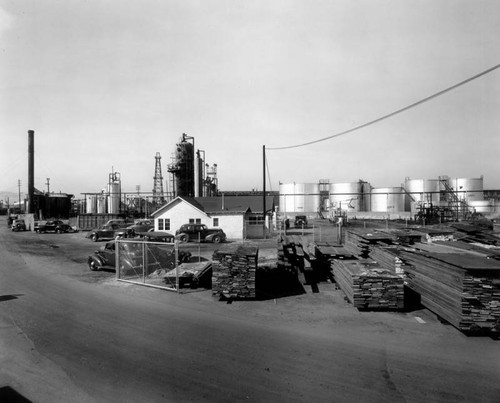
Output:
[[212, 244, 258, 300], [344, 229, 397, 259], [332, 259, 405, 310], [369, 246, 412, 275], [401, 249, 500, 333], [277, 235, 304, 274]]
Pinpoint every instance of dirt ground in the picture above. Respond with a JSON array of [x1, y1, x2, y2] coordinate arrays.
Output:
[[1, 216, 500, 402]]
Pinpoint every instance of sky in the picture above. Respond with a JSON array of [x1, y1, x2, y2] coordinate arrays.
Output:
[[1, 0, 499, 199]]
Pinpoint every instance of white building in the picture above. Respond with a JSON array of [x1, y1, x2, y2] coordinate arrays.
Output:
[[151, 195, 276, 239]]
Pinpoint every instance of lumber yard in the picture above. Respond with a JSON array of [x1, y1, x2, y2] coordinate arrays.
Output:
[[275, 219, 500, 338]]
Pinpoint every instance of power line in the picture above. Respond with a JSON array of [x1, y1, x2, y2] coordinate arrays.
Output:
[[267, 64, 500, 151]]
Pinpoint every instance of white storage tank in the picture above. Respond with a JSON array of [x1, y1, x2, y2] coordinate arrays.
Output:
[[468, 200, 494, 214], [107, 182, 121, 214], [404, 178, 443, 205], [329, 181, 371, 212], [97, 195, 107, 214], [447, 177, 484, 202], [279, 183, 320, 215], [85, 195, 97, 214], [371, 187, 405, 213]]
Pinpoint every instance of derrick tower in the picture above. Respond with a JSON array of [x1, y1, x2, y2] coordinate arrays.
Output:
[[153, 152, 164, 204]]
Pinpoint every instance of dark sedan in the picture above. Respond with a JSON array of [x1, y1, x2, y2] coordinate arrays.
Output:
[[36, 220, 72, 233]]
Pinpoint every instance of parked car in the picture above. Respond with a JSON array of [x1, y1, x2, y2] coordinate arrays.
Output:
[[294, 215, 308, 228], [175, 224, 226, 243], [115, 221, 154, 238], [11, 219, 27, 232], [36, 220, 72, 233], [86, 222, 129, 242]]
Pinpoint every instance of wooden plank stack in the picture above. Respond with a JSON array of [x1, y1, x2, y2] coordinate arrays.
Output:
[[212, 244, 258, 300], [332, 259, 405, 310], [400, 249, 500, 333], [277, 235, 304, 274]]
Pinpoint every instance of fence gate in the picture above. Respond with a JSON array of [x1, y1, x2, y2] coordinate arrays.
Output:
[[115, 238, 180, 291]]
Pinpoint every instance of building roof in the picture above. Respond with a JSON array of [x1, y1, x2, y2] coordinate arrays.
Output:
[[151, 195, 277, 217]]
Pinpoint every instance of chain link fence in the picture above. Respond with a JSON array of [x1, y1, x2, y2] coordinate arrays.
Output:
[[115, 238, 184, 291]]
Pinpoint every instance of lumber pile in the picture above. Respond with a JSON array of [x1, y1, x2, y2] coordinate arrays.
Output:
[[401, 249, 500, 333], [277, 234, 304, 274], [212, 244, 258, 300], [332, 259, 405, 310]]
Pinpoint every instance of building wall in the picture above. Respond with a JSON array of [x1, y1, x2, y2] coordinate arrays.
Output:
[[153, 200, 245, 239]]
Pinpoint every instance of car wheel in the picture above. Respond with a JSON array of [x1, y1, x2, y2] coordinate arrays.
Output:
[[179, 234, 188, 243], [91, 233, 99, 242], [212, 235, 221, 244], [88, 258, 100, 271]]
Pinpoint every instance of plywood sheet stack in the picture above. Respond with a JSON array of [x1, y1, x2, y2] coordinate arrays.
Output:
[[332, 259, 405, 310], [400, 250, 500, 333], [212, 244, 258, 300]]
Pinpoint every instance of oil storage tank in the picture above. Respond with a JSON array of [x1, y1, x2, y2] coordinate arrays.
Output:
[[329, 181, 371, 212], [404, 178, 443, 205], [279, 183, 320, 215], [371, 187, 405, 213], [447, 177, 484, 202], [107, 172, 121, 214], [85, 195, 97, 214]]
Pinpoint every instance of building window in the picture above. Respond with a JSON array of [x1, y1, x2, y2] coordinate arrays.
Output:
[[189, 218, 195, 224], [158, 219, 164, 231], [189, 218, 202, 224], [213, 218, 219, 227], [164, 218, 170, 230], [248, 216, 264, 225]]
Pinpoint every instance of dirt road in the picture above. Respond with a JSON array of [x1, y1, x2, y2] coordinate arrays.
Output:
[[0, 218, 499, 402]]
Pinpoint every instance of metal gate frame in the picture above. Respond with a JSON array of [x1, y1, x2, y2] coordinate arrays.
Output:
[[115, 238, 180, 292]]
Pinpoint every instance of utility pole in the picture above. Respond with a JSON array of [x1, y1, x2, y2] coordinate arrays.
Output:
[[262, 145, 266, 239], [18, 179, 21, 211], [46, 178, 50, 194]]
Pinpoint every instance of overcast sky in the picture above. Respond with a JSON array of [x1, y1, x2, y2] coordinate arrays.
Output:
[[1, 0, 499, 198]]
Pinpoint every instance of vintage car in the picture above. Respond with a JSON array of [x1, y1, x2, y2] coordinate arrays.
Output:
[[36, 220, 72, 233], [175, 224, 226, 243], [11, 219, 27, 232], [87, 233, 190, 273], [86, 222, 129, 242], [115, 221, 154, 238], [294, 215, 308, 228]]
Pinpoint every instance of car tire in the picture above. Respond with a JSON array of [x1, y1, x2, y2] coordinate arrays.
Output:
[[212, 235, 221, 244], [179, 234, 188, 243], [88, 258, 100, 271], [91, 233, 99, 242]]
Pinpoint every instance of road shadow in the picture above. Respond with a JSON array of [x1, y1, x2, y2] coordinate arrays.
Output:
[[0, 386, 32, 402], [0, 294, 23, 302]]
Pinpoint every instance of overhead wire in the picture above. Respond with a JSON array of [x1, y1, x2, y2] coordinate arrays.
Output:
[[266, 63, 500, 151]]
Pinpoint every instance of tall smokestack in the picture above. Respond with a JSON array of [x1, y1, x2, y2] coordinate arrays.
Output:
[[28, 130, 34, 214]]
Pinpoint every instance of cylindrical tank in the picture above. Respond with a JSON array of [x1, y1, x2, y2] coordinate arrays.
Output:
[[371, 187, 405, 213], [279, 183, 320, 215], [468, 200, 494, 214], [97, 195, 107, 214], [329, 182, 371, 212], [85, 195, 97, 214], [107, 182, 121, 214], [447, 177, 484, 203], [404, 178, 442, 205]]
